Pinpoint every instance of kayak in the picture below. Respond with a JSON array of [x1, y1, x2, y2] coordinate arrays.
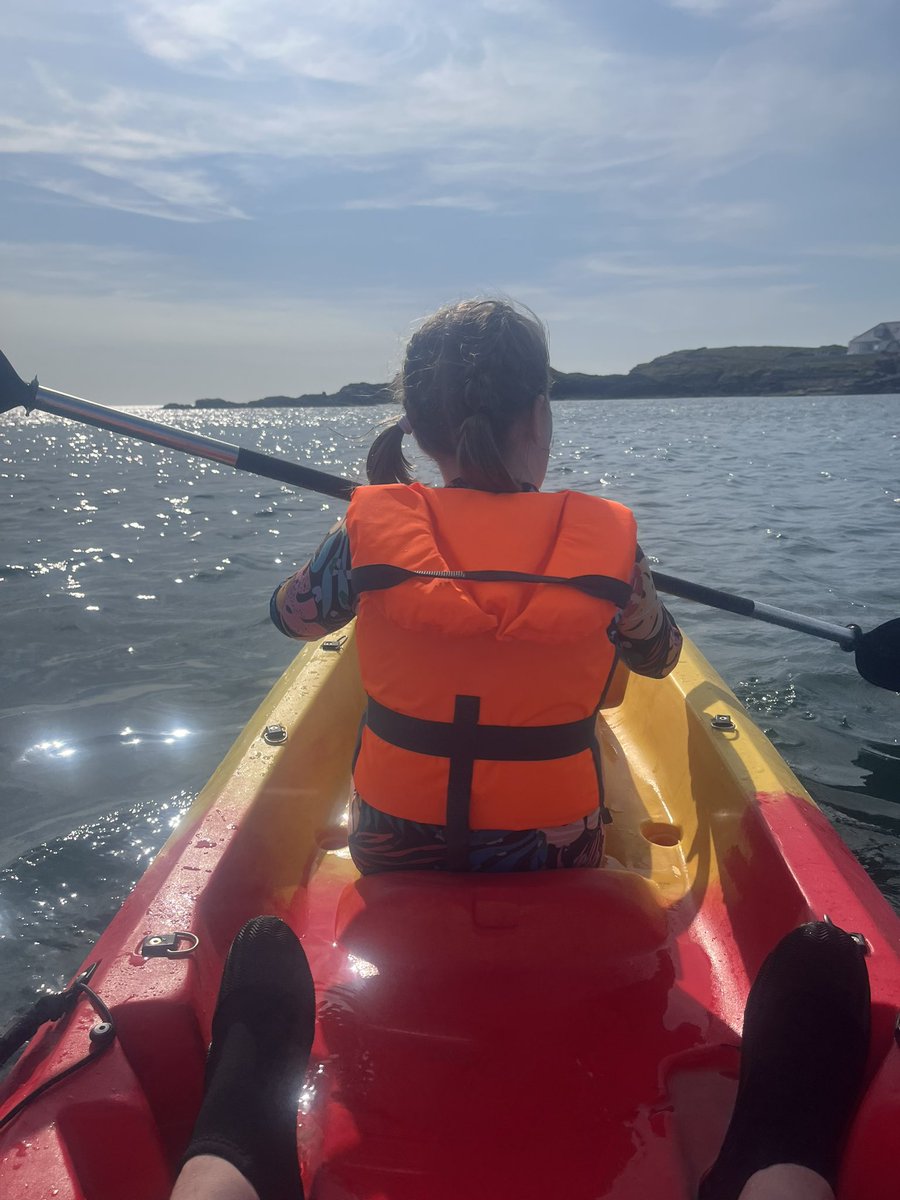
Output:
[[1, 630, 899, 1200]]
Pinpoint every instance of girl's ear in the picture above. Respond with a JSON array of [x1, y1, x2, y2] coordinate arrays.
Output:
[[531, 392, 552, 445]]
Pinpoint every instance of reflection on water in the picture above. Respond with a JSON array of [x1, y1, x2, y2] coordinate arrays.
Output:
[[0, 395, 897, 1016], [0, 795, 191, 1017], [20, 727, 192, 762]]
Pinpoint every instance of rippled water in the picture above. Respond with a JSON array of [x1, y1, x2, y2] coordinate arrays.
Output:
[[1, 396, 898, 1019]]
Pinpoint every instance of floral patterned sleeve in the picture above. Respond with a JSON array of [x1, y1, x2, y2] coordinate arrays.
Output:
[[609, 546, 683, 678], [270, 521, 357, 640]]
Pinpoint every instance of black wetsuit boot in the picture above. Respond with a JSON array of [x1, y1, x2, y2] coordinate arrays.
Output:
[[699, 920, 870, 1200], [181, 916, 316, 1200]]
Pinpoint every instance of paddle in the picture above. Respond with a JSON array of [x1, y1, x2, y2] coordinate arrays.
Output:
[[0, 350, 354, 501], [2, 349, 897, 692], [651, 572, 899, 692]]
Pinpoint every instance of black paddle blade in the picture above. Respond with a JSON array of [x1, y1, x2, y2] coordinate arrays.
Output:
[[0, 349, 35, 414], [855, 618, 900, 693]]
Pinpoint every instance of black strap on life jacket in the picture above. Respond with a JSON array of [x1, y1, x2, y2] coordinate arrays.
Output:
[[364, 694, 608, 872], [351, 563, 633, 608]]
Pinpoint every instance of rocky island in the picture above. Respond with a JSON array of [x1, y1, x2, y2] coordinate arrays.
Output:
[[164, 344, 900, 409]]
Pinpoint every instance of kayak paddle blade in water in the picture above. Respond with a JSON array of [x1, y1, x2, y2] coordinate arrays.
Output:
[[854, 619, 900, 693], [651, 571, 900, 693]]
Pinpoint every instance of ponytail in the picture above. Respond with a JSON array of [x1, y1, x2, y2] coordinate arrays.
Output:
[[455, 410, 518, 493], [366, 419, 413, 485]]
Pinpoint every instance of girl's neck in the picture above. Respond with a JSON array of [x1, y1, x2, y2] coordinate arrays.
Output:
[[432, 396, 552, 489]]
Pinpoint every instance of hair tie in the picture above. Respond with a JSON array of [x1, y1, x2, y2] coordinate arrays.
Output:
[[397, 413, 413, 436]]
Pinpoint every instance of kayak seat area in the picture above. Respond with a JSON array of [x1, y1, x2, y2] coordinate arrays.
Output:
[[305, 867, 717, 1199], [332, 865, 670, 969]]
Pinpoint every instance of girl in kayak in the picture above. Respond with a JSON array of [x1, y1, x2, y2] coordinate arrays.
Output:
[[272, 299, 682, 874]]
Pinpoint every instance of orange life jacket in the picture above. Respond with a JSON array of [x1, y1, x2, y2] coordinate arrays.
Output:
[[345, 483, 637, 867]]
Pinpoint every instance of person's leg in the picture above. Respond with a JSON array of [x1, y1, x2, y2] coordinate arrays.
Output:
[[700, 920, 869, 1200], [172, 1155, 259, 1200], [174, 916, 316, 1200], [737, 1164, 834, 1200]]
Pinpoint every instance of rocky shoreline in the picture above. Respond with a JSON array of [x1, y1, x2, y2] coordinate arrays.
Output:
[[164, 344, 900, 409]]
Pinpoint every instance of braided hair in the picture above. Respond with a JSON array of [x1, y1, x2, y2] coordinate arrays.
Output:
[[366, 299, 550, 492]]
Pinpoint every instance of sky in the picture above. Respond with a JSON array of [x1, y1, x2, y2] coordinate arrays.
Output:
[[1, 0, 898, 404]]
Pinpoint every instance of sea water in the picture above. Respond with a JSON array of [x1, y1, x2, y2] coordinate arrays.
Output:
[[0, 395, 898, 1018]]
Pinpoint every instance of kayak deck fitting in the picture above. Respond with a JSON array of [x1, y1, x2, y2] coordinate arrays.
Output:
[[1, 630, 899, 1200]]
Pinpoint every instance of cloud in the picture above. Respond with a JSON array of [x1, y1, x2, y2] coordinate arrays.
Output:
[[0, 0, 896, 391], [1, 0, 891, 222], [805, 243, 900, 261], [638, 200, 779, 243], [573, 255, 796, 285], [127, 0, 428, 84], [667, 0, 730, 13], [2, 154, 246, 222], [343, 192, 499, 213], [0, 240, 218, 298], [667, 0, 846, 24], [751, 0, 845, 26]]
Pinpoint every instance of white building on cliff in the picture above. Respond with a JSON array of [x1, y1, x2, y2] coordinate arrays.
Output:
[[848, 322, 900, 354]]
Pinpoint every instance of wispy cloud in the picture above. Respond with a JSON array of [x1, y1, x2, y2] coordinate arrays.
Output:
[[751, 0, 846, 27], [667, 0, 846, 25], [0, 0, 896, 398], [2, 154, 246, 222], [1, 0, 890, 222], [805, 243, 900, 261], [574, 255, 796, 285], [666, 0, 731, 14], [128, 0, 428, 84], [0, 240, 212, 298], [344, 192, 500, 213]]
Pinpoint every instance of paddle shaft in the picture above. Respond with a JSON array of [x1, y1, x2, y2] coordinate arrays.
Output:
[[31, 384, 356, 501], [16, 380, 863, 654], [650, 572, 858, 650]]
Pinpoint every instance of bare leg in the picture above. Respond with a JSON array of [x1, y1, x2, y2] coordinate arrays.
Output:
[[738, 1164, 834, 1200], [172, 1155, 259, 1200]]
